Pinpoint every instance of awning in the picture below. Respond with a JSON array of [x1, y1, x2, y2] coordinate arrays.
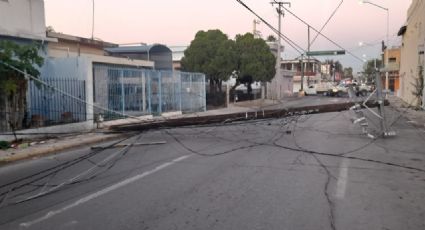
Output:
[[397, 25, 407, 36]]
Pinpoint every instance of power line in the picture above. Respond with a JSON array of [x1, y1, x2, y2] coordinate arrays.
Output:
[[0, 61, 144, 121], [281, 5, 365, 63], [310, 0, 344, 46], [235, 0, 306, 55]]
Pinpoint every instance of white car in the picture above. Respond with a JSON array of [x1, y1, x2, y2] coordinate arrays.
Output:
[[304, 85, 317, 96]]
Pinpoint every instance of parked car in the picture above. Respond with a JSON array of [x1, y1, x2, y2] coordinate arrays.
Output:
[[352, 83, 373, 96], [304, 85, 317, 96], [329, 83, 349, 97]]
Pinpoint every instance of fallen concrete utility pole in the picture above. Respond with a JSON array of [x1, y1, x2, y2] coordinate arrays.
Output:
[[110, 100, 388, 132], [91, 141, 167, 150]]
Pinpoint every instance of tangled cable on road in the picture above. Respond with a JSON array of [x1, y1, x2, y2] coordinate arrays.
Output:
[[1, 107, 424, 213], [0, 132, 140, 208]]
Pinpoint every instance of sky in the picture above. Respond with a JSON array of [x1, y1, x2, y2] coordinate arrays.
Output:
[[44, 0, 411, 73]]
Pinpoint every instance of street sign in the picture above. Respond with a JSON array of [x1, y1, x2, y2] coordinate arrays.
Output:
[[306, 50, 346, 56]]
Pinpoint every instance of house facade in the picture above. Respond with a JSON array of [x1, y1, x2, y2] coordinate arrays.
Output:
[[382, 47, 401, 95], [0, 1, 206, 138], [46, 31, 117, 58], [281, 58, 321, 93], [266, 41, 295, 99]]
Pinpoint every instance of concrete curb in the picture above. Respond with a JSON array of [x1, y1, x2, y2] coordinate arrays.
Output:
[[0, 133, 124, 165]]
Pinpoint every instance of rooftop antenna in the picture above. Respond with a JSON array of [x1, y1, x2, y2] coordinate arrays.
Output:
[[253, 19, 262, 38]]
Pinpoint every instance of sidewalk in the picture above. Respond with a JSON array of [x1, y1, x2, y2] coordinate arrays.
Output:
[[387, 95, 425, 130], [1, 95, 423, 165], [0, 132, 124, 164]]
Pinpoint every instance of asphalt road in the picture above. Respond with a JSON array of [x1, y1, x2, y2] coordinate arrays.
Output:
[[0, 108, 424, 230]]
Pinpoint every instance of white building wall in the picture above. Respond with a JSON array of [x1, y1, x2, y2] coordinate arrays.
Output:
[[0, 0, 47, 40], [267, 69, 294, 99], [399, 0, 425, 107]]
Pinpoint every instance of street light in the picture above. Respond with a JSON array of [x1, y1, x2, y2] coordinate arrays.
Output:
[[359, 0, 389, 90], [92, 0, 95, 40], [358, 41, 379, 48], [359, 0, 389, 47]]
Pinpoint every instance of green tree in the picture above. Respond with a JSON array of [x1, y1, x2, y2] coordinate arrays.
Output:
[[234, 33, 276, 93], [181, 30, 234, 92], [363, 58, 382, 83], [182, 31, 276, 95], [266, 35, 277, 42], [0, 40, 44, 133], [412, 66, 423, 108], [323, 59, 343, 82], [343, 67, 353, 78]]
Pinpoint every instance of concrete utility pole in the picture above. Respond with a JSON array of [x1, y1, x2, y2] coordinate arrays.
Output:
[[421, 45, 425, 110], [301, 55, 305, 91], [307, 26, 310, 87], [271, 1, 291, 99], [374, 67, 389, 136]]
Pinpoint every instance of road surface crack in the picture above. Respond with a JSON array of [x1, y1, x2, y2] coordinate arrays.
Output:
[[312, 154, 337, 230]]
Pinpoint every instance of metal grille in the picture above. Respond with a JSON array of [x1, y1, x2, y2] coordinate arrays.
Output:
[[27, 78, 87, 127], [93, 64, 206, 120]]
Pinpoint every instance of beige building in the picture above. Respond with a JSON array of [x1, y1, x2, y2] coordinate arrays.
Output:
[[382, 47, 401, 95], [45, 32, 155, 69], [46, 32, 117, 58], [398, 0, 425, 108]]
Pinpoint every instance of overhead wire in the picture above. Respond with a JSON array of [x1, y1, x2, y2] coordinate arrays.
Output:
[[281, 5, 365, 63], [309, 0, 344, 46], [0, 61, 149, 123], [235, 0, 306, 55]]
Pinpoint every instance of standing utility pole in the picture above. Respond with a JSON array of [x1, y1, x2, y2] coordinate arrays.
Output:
[[307, 26, 310, 88], [271, 1, 291, 99], [420, 45, 425, 110]]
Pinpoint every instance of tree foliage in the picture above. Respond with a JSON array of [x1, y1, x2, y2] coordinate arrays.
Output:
[[182, 30, 276, 93], [343, 67, 353, 78], [0, 40, 43, 94], [363, 58, 382, 82], [411, 66, 424, 108], [181, 30, 232, 92], [266, 35, 277, 42], [0, 40, 44, 133], [234, 33, 276, 84]]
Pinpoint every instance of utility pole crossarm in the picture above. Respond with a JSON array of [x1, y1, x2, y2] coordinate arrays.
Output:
[[270, 1, 291, 99]]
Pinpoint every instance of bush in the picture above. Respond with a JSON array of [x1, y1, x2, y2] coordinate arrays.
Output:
[[0, 141, 10, 150]]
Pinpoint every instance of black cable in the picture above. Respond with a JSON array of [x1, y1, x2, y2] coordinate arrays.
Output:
[[12, 141, 135, 204], [0, 133, 136, 196], [281, 6, 364, 63], [235, 0, 306, 54], [310, 0, 344, 46], [171, 112, 425, 173]]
